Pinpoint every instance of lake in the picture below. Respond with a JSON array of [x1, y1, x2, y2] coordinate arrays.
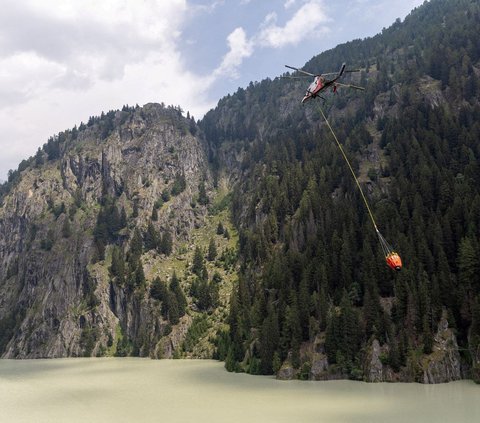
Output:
[[0, 358, 479, 423]]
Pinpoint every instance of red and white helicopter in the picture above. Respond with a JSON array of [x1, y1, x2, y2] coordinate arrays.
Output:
[[285, 63, 365, 103]]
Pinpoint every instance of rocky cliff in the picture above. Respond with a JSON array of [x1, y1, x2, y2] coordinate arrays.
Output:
[[0, 103, 235, 358]]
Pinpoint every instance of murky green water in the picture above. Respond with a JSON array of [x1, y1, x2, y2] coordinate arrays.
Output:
[[0, 358, 479, 423]]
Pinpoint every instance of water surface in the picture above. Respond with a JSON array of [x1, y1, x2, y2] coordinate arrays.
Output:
[[0, 358, 479, 423]]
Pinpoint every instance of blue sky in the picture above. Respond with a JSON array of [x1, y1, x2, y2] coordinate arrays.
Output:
[[0, 0, 426, 181]]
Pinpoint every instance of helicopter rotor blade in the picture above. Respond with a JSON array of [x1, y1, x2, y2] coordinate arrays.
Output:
[[335, 82, 365, 91], [285, 65, 316, 77], [281, 76, 310, 80]]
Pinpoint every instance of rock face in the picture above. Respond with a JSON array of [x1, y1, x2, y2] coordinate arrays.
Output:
[[277, 365, 297, 380], [0, 104, 210, 358], [364, 339, 384, 382], [421, 316, 461, 384], [361, 315, 462, 384]]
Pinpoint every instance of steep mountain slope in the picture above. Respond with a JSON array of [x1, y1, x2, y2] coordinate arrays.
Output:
[[0, 103, 237, 358], [1, 0, 479, 384], [201, 0, 480, 382]]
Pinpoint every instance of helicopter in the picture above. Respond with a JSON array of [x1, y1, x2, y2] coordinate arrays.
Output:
[[285, 63, 365, 103]]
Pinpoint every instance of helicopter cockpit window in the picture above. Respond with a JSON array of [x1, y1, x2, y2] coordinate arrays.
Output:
[[307, 81, 317, 92]]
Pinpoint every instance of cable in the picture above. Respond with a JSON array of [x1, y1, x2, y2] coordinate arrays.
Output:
[[317, 105, 380, 234], [316, 104, 403, 270]]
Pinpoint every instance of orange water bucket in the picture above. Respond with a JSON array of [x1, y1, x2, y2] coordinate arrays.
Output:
[[386, 252, 402, 271]]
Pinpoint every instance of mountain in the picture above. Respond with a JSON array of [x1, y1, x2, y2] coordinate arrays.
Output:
[[0, 104, 237, 359], [200, 0, 480, 382], [1, 0, 480, 383]]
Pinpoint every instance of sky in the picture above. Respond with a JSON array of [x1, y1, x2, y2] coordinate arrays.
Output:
[[0, 0, 426, 181]]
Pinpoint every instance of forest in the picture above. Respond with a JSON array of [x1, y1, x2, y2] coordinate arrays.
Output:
[[202, 0, 480, 379], [1, 0, 479, 382]]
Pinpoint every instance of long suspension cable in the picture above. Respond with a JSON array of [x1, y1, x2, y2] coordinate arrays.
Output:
[[317, 104, 380, 234]]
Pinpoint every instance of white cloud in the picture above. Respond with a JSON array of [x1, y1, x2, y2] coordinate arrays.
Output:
[[214, 27, 254, 78], [284, 0, 297, 9], [0, 0, 217, 178], [211, 0, 331, 79], [257, 0, 330, 48]]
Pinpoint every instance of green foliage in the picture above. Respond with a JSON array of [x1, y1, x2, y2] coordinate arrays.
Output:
[[150, 273, 187, 324], [93, 196, 126, 259], [0, 312, 19, 353], [198, 181, 209, 205], [83, 275, 100, 309], [110, 246, 126, 285], [144, 221, 159, 251], [161, 188, 171, 203], [169, 272, 187, 316], [219, 0, 480, 375], [191, 246, 205, 277], [158, 231, 173, 256], [214, 329, 230, 361], [80, 326, 98, 357], [182, 314, 210, 352], [171, 173, 187, 196], [115, 334, 133, 357], [207, 237, 217, 261], [128, 228, 143, 263], [190, 275, 219, 311], [150, 277, 168, 301], [50, 201, 66, 219]]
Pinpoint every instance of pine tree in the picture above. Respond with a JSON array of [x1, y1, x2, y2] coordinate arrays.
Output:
[[167, 292, 180, 324], [120, 207, 127, 228], [198, 181, 208, 205], [132, 200, 139, 218], [134, 261, 145, 288], [159, 231, 173, 256], [192, 246, 204, 276], [207, 237, 217, 261], [144, 221, 159, 251], [150, 277, 168, 302], [169, 272, 187, 316], [224, 228, 230, 240], [458, 236, 478, 288], [151, 206, 158, 221], [129, 228, 143, 263], [259, 302, 279, 374], [470, 298, 480, 382], [110, 246, 125, 285]]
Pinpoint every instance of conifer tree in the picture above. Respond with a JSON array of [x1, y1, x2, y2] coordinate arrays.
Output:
[[120, 206, 127, 228], [150, 277, 168, 302], [134, 261, 145, 288], [207, 237, 217, 261], [192, 246, 204, 276], [110, 246, 125, 285], [151, 206, 158, 221], [129, 228, 143, 263], [159, 231, 173, 256], [259, 302, 279, 374], [144, 221, 159, 251], [198, 181, 208, 205], [169, 272, 187, 316]]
